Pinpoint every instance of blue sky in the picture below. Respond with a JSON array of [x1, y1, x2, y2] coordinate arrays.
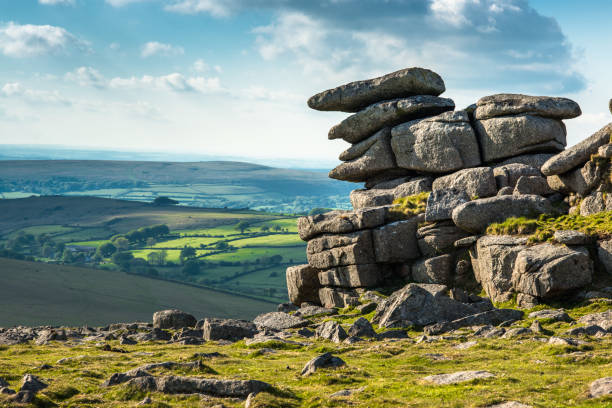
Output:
[[0, 0, 610, 168]]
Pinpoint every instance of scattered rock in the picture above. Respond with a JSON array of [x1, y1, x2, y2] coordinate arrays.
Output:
[[423, 370, 495, 385], [308, 67, 445, 112], [20, 374, 47, 393], [202, 319, 257, 342], [138, 396, 152, 405], [348, 317, 377, 338], [425, 308, 522, 335], [127, 375, 271, 398], [589, 377, 612, 398], [502, 327, 532, 338], [486, 402, 533, 408], [294, 305, 337, 318], [578, 310, 612, 331], [455, 340, 477, 349], [253, 312, 309, 331], [153, 309, 197, 330], [528, 309, 572, 323], [330, 387, 365, 398], [301, 352, 346, 376], [548, 336, 579, 346], [316, 321, 348, 343]]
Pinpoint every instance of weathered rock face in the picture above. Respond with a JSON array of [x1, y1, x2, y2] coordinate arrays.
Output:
[[286, 264, 321, 305], [596, 239, 612, 274], [546, 159, 604, 196], [318, 264, 385, 288], [301, 352, 346, 376], [411, 255, 453, 285], [432, 167, 497, 199], [391, 111, 481, 173], [253, 312, 309, 330], [512, 244, 593, 299], [493, 163, 541, 189], [417, 221, 470, 257], [470, 236, 528, 302], [153, 310, 196, 330], [541, 122, 612, 176], [372, 216, 423, 262], [475, 115, 566, 163], [308, 67, 446, 112], [318, 287, 360, 308], [474, 94, 581, 120], [452, 195, 555, 234], [297, 207, 387, 241], [306, 230, 375, 269], [330, 128, 397, 182], [513, 175, 554, 196], [580, 191, 612, 216], [426, 188, 470, 222], [372, 283, 489, 328], [329, 95, 454, 143], [350, 177, 433, 209]]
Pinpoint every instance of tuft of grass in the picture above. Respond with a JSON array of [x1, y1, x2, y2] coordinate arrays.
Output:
[[486, 210, 612, 243], [390, 192, 430, 219]]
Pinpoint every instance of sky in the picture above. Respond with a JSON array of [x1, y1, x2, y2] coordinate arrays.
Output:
[[0, 0, 610, 168]]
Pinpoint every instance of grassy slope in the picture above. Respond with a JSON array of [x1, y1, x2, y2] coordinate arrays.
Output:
[[0, 258, 274, 327], [0, 302, 610, 407]]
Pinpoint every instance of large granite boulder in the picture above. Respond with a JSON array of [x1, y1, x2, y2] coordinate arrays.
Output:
[[541, 122, 612, 176], [546, 160, 604, 196], [297, 207, 387, 241], [329, 95, 454, 143], [580, 191, 612, 216], [372, 215, 423, 262], [474, 94, 581, 120], [474, 115, 566, 163], [318, 264, 385, 288], [153, 310, 197, 330], [512, 244, 593, 299], [372, 283, 490, 328], [417, 221, 470, 257], [470, 235, 528, 302], [452, 195, 556, 233], [432, 167, 497, 199], [391, 111, 481, 173], [596, 239, 612, 275], [493, 163, 541, 189], [393, 177, 433, 197], [513, 175, 554, 196], [308, 67, 445, 112], [330, 128, 397, 182], [318, 287, 360, 308], [286, 264, 321, 306], [425, 188, 470, 222], [350, 188, 394, 209], [411, 255, 453, 285], [306, 230, 375, 269]]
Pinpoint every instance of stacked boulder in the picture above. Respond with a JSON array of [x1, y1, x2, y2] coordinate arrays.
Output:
[[287, 67, 611, 310]]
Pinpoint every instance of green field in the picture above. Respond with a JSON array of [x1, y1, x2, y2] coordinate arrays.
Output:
[[0, 196, 309, 303], [0, 258, 274, 326]]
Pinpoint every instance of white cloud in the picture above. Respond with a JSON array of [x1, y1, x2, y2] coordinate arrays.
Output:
[[109, 73, 223, 93], [164, 0, 233, 17], [105, 0, 148, 6], [1, 82, 71, 105], [193, 58, 208, 72], [109, 42, 120, 50], [39, 0, 75, 5], [0, 22, 85, 58], [65, 67, 107, 88], [141, 41, 184, 58]]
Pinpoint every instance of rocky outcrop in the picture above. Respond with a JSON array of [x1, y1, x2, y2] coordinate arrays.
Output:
[[288, 66, 605, 309], [152, 309, 196, 330]]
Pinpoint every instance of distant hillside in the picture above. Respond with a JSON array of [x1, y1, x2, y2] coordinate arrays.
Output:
[[0, 160, 353, 212], [0, 258, 274, 326]]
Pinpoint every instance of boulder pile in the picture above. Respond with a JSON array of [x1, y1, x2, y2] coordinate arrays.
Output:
[[287, 67, 612, 309]]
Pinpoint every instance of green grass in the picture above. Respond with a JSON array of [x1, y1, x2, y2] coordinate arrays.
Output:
[[486, 211, 612, 242], [0, 258, 274, 326], [0, 301, 610, 407], [390, 192, 430, 218], [205, 246, 307, 263]]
